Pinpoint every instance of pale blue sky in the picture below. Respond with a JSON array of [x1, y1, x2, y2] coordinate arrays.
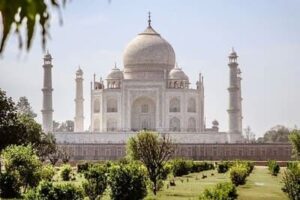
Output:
[[1, 0, 299, 137]]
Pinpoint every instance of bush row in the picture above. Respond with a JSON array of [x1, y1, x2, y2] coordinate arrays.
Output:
[[170, 159, 214, 177]]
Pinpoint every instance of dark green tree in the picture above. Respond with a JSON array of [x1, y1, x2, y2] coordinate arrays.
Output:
[[127, 131, 174, 195], [2, 145, 42, 192], [109, 163, 147, 200], [83, 164, 108, 200], [0, 89, 56, 159]]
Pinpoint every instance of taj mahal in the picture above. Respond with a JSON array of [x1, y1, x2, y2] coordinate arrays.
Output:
[[41, 14, 245, 152]]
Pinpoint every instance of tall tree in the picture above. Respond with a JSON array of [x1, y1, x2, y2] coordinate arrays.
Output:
[[257, 125, 290, 143], [0, 88, 56, 158], [289, 129, 300, 160], [127, 131, 174, 195], [16, 97, 37, 118]]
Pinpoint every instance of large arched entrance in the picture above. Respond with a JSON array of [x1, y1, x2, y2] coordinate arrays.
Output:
[[131, 97, 156, 131]]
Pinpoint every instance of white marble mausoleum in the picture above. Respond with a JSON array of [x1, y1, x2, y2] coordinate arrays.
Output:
[[42, 14, 244, 144]]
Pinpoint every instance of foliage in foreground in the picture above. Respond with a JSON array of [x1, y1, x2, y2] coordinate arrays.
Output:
[[0, 89, 56, 159], [108, 163, 148, 200], [229, 161, 253, 186], [267, 160, 280, 176], [0, 171, 21, 198], [60, 164, 72, 181], [83, 164, 108, 200], [127, 131, 174, 195], [282, 162, 300, 200], [1, 145, 42, 192], [25, 181, 83, 200], [199, 182, 238, 200]]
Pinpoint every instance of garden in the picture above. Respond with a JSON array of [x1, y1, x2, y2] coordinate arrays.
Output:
[[0, 131, 300, 200]]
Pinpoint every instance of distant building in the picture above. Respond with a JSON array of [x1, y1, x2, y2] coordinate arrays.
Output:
[[43, 14, 244, 145]]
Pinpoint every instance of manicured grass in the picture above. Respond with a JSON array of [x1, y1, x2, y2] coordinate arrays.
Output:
[[54, 166, 288, 200], [237, 166, 288, 200], [145, 166, 288, 200]]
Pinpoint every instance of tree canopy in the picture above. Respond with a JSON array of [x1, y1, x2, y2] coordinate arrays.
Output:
[[0, 88, 56, 158], [257, 125, 291, 143], [127, 131, 174, 195]]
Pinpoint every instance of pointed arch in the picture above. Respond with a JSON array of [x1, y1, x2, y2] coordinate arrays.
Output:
[[169, 98, 180, 112], [107, 98, 118, 112], [170, 117, 180, 132]]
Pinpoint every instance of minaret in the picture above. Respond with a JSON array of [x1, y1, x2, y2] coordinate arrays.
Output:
[[74, 67, 84, 132], [41, 51, 54, 133], [227, 48, 242, 134]]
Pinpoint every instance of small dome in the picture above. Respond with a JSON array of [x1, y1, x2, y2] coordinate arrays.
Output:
[[168, 65, 188, 80], [76, 67, 83, 75], [212, 120, 219, 126], [107, 66, 123, 80], [229, 48, 238, 58]]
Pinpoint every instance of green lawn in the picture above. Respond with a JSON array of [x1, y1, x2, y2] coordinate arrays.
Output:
[[54, 166, 288, 200], [144, 166, 288, 200]]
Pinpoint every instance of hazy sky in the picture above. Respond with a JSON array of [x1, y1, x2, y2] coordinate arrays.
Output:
[[1, 0, 299, 137]]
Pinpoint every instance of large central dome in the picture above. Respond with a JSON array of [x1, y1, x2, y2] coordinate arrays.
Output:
[[123, 20, 176, 80]]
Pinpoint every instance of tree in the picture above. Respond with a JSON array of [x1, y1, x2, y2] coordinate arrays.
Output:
[[127, 131, 174, 195], [1, 145, 42, 192], [0, 89, 56, 159], [83, 164, 108, 200], [0, 0, 66, 55], [16, 97, 37, 118], [109, 163, 147, 200], [243, 126, 255, 143], [257, 125, 290, 143], [289, 130, 300, 160], [0, 88, 25, 151]]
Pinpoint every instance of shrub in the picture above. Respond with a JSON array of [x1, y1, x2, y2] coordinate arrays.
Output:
[[1, 145, 42, 190], [192, 162, 214, 173], [217, 162, 230, 173], [282, 164, 300, 200], [60, 164, 72, 181], [24, 181, 84, 200], [77, 162, 90, 173], [268, 160, 280, 176], [0, 172, 21, 198], [171, 159, 192, 177], [229, 164, 248, 186], [199, 182, 238, 200], [287, 161, 300, 170], [109, 163, 147, 200], [83, 164, 107, 200], [41, 164, 55, 181]]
